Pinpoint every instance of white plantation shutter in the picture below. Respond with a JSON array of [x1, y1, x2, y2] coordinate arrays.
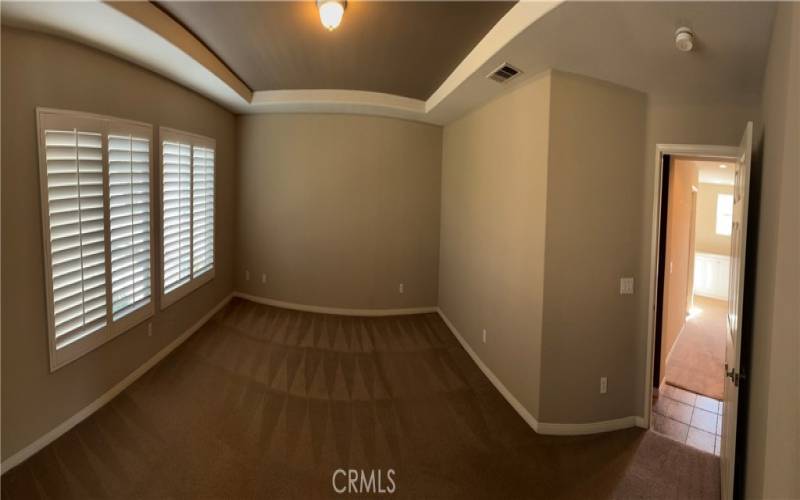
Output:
[[44, 128, 108, 349], [162, 141, 192, 293], [192, 147, 214, 276], [109, 134, 151, 319], [38, 109, 154, 370], [160, 128, 215, 307]]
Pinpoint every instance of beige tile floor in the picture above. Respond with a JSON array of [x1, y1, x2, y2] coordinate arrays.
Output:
[[651, 383, 722, 455]]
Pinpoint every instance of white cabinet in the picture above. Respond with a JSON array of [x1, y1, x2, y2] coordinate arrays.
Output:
[[694, 252, 730, 300]]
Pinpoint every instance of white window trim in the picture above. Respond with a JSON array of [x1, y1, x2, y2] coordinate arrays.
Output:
[[159, 127, 216, 310], [37, 108, 155, 371]]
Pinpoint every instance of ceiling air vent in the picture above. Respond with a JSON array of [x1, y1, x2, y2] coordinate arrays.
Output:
[[487, 63, 521, 83]]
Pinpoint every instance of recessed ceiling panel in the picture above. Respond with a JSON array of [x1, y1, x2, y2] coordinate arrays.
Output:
[[157, 1, 515, 100]]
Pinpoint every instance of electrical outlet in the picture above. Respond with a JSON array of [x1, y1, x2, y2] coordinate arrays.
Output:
[[147, 323, 153, 337], [600, 377, 608, 394], [245, 270, 250, 281], [261, 273, 267, 284], [398, 283, 404, 294], [482, 329, 487, 344]]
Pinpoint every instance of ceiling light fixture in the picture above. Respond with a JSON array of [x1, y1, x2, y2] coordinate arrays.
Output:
[[317, 0, 346, 31], [719, 164, 728, 169]]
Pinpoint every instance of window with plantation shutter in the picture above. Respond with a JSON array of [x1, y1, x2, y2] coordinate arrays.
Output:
[[192, 147, 214, 276], [44, 128, 107, 348], [162, 141, 192, 293], [109, 133, 152, 319], [37, 109, 154, 370], [160, 128, 215, 308]]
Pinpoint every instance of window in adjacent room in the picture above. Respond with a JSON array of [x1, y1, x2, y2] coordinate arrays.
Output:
[[716, 193, 734, 236], [37, 108, 154, 370], [160, 127, 215, 308]]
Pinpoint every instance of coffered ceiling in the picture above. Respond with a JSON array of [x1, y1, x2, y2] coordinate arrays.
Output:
[[156, 1, 515, 100]]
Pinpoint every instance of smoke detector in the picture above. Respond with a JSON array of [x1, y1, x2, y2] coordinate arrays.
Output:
[[675, 27, 694, 52]]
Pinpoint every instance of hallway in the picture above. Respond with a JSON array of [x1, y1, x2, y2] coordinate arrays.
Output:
[[665, 297, 727, 400]]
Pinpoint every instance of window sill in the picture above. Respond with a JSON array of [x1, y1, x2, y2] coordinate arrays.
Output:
[[160, 269, 215, 310], [50, 303, 154, 372]]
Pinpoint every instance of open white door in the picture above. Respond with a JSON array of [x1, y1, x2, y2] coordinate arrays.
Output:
[[720, 121, 752, 500]]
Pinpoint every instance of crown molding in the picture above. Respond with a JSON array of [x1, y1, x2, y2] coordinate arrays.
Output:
[[248, 89, 429, 123]]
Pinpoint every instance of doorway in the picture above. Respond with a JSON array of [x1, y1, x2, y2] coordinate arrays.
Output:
[[644, 123, 753, 500], [651, 155, 735, 454]]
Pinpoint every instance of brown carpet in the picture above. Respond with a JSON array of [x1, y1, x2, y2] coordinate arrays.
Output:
[[1, 298, 720, 499], [665, 296, 727, 400]]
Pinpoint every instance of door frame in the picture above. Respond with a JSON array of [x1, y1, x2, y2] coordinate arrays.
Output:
[[641, 143, 739, 426]]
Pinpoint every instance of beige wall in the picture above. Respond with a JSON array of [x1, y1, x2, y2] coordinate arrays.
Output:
[[235, 113, 442, 310], [439, 71, 647, 425], [438, 68, 761, 428], [438, 73, 551, 419], [695, 183, 733, 255], [1, 28, 237, 460], [659, 160, 698, 384], [539, 72, 646, 423], [745, 2, 800, 498]]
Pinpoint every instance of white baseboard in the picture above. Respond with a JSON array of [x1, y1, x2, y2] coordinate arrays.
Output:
[[234, 291, 437, 317], [537, 416, 640, 436], [0, 292, 234, 475], [436, 307, 642, 437], [693, 291, 728, 301]]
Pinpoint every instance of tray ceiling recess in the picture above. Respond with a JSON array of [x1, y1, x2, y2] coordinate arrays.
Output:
[[1, 1, 774, 125]]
